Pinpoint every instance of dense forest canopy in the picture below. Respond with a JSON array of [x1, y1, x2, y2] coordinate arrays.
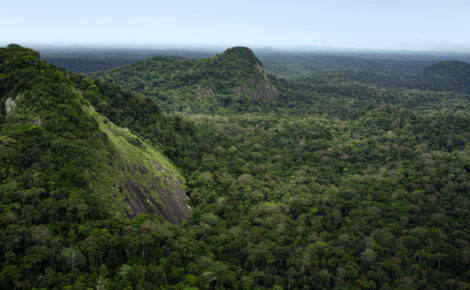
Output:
[[422, 61, 470, 93], [41, 47, 470, 76], [1, 44, 470, 289], [87, 47, 470, 116]]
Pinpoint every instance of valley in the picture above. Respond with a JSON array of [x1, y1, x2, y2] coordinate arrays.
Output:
[[1, 44, 470, 289]]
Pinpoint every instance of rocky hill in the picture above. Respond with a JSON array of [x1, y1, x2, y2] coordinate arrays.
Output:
[[89, 46, 278, 112], [0, 44, 189, 224]]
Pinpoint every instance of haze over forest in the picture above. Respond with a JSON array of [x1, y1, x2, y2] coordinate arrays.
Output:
[[2, 0, 470, 52], [1, 1, 470, 289]]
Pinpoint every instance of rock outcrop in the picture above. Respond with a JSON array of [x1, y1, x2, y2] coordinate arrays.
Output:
[[89, 46, 279, 112], [123, 172, 190, 224], [4, 96, 18, 118], [234, 63, 279, 100], [89, 106, 190, 224]]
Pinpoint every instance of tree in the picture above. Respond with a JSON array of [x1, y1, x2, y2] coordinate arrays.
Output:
[[361, 249, 377, 265], [60, 248, 85, 270]]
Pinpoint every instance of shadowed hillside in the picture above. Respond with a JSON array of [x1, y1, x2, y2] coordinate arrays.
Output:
[[90, 47, 278, 112], [0, 44, 190, 224]]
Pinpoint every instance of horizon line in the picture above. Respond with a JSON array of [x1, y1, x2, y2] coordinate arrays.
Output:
[[2, 41, 470, 55]]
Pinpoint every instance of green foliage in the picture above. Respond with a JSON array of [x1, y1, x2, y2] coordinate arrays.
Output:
[[89, 46, 276, 113], [422, 61, 470, 92], [0, 45, 191, 288], [1, 44, 470, 289], [68, 73, 202, 173]]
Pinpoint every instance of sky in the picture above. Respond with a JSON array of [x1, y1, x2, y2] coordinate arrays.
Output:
[[1, 0, 470, 52]]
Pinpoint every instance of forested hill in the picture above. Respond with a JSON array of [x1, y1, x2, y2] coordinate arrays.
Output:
[[0, 44, 196, 224], [89, 46, 278, 112], [2, 44, 470, 289], [422, 61, 470, 92], [88, 48, 470, 116], [0, 45, 199, 288]]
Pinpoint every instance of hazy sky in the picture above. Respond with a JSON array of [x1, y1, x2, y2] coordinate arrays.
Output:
[[1, 0, 469, 52]]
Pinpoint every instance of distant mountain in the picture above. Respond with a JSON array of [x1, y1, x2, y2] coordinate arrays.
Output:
[[423, 61, 470, 92], [2, 44, 470, 290], [89, 46, 278, 112], [0, 44, 189, 224]]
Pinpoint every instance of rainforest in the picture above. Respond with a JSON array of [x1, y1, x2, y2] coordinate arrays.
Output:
[[1, 43, 470, 290]]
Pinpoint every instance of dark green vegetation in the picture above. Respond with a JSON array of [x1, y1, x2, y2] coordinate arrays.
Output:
[[90, 47, 278, 113], [423, 61, 470, 93], [258, 53, 438, 77], [1, 44, 470, 289], [41, 48, 214, 73], [88, 48, 470, 116], [0, 44, 193, 287]]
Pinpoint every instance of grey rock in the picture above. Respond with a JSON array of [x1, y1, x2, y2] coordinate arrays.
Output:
[[5, 96, 17, 118]]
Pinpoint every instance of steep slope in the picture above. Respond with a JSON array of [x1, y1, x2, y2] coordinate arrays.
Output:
[[0, 44, 189, 224], [2, 45, 470, 289], [89, 46, 278, 112], [87, 106, 189, 223]]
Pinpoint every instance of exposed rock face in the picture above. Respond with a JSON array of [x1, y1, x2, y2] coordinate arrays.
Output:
[[122, 163, 190, 224], [250, 64, 279, 100], [114, 155, 190, 224], [4, 96, 17, 118], [89, 105, 191, 224], [4, 95, 43, 125], [89, 46, 278, 107], [123, 175, 190, 224], [2, 44, 190, 227], [234, 64, 279, 100]]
